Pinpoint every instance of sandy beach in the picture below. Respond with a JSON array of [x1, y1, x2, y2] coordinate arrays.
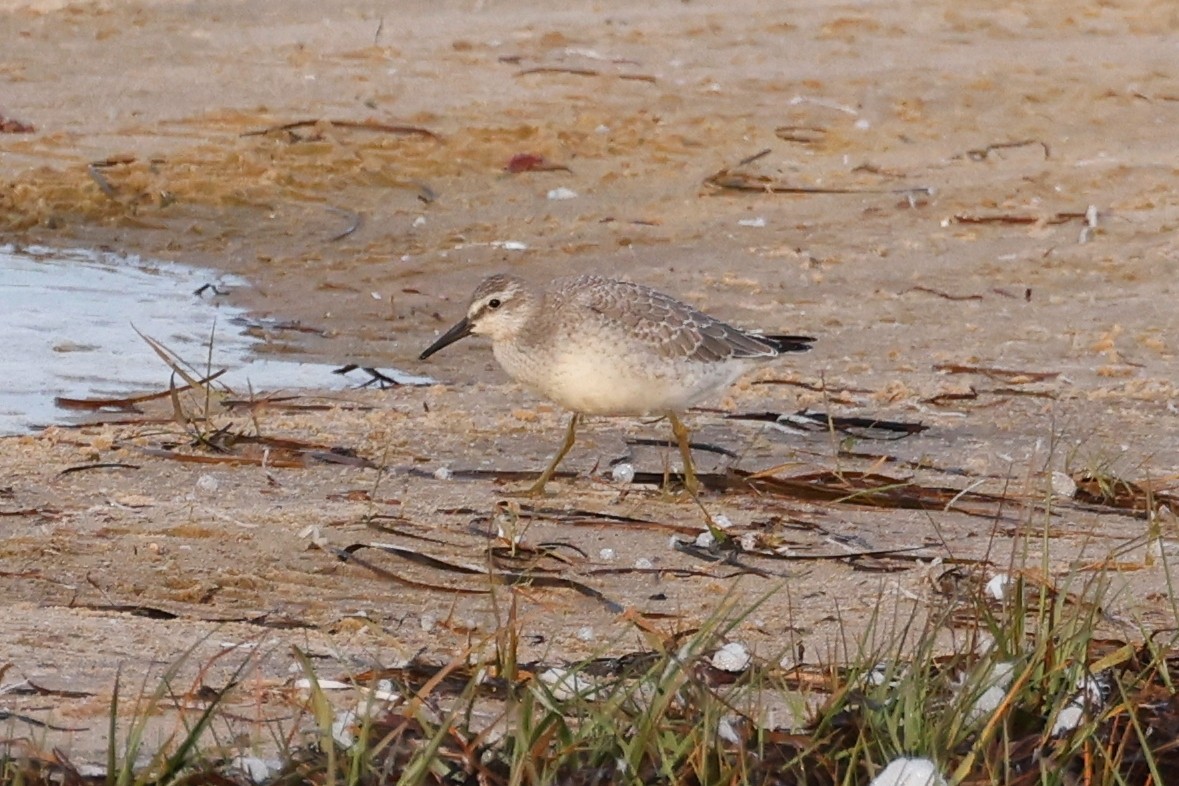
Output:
[[1, 0, 1177, 762]]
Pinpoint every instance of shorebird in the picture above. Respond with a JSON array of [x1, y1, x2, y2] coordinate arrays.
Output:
[[419, 273, 814, 495]]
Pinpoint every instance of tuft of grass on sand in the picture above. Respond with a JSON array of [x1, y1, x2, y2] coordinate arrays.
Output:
[[1, 552, 1178, 786]]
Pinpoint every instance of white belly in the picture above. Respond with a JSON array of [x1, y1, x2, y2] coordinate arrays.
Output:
[[494, 342, 749, 416]]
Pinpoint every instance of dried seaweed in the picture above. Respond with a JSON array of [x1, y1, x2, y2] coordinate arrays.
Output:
[[0, 508, 61, 519], [947, 210, 1087, 226], [749, 378, 874, 396], [86, 163, 120, 201], [410, 467, 579, 486], [728, 410, 928, 439], [625, 436, 739, 458], [923, 389, 981, 406], [703, 151, 932, 198], [1071, 472, 1179, 514], [923, 386, 1059, 407], [67, 603, 179, 620], [54, 369, 228, 411], [325, 206, 363, 241], [332, 365, 418, 388], [0, 113, 35, 133], [61, 602, 316, 630], [193, 283, 230, 297], [504, 153, 573, 173], [240, 118, 441, 141], [337, 543, 627, 614], [515, 67, 657, 83], [733, 469, 1009, 516], [140, 432, 374, 469], [0, 710, 86, 732], [933, 363, 1059, 383], [958, 139, 1051, 161], [227, 316, 330, 336], [902, 285, 984, 301], [497, 505, 704, 536], [774, 125, 827, 144], [58, 462, 141, 476], [704, 169, 932, 198], [220, 395, 367, 412]]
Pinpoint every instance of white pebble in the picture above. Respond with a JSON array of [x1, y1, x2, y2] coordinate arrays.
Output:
[[537, 667, 599, 700], [737, 217, 766, 228], [869, 758, 947, 786], [598, 548, 616, 561], [1050, 471, 1077, 498], [576, 626, 595, 641], [297, 525, 327, 548], [1051, 704, 1085, 735], [433, 466, 452, 481], [985, 573, 1011, 600], [710, 641, 751, 673], [293, 678, 350, 691], [716, 716, 741, 744], [967, 684, 1008, 723], [611, 462, 635, 483], [412, 215, 426, 227], [73, 766, 108, 779], [1051, 673, 1105, 735], [195, 474, 219, 494], [712, 513, 733, 530], [695, 531, 716, 548], [331, 709, 357, 749], [372, 679, 400, 703], [229, 755, 281, 783], [495, 525, 523, 545], [962, 661, 1018, 724], [547, 187, 578, 200], [634, 557, 653, 569]]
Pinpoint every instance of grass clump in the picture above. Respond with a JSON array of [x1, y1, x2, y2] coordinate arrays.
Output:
[[2, 553, 1178, 786], [262, 570, 1178, 786]]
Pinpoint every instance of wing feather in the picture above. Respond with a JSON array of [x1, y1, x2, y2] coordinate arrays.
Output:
[[564, 276, 789, 363]]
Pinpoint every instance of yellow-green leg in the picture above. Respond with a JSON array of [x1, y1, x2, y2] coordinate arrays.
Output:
[[520, 412, 581, 496], [667, 411, 700, 496]]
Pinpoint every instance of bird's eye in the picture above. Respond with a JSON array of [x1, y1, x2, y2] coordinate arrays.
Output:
[[487, 298, 502, 309]]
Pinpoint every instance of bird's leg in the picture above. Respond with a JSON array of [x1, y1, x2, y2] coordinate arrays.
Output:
[[666, 411, 701, 497], [520, 412, 581, 496]]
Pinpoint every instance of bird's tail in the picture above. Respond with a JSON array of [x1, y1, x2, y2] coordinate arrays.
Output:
[[765, 334, 816, 353]]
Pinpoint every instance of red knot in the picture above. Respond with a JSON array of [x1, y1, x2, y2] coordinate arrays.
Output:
[[420, 273, 814, 495]]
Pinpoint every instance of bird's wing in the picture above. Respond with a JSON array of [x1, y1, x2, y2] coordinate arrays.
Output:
[[570, 277, 783, 363]]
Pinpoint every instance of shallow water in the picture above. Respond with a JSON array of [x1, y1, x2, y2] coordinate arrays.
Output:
[[0, 245, 429, 434]]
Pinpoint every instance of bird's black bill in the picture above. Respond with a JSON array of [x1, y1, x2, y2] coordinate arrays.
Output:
[[420, 317, 474, 360]]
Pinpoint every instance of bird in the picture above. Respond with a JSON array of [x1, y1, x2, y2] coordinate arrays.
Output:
[[419, 273, 814, 495]]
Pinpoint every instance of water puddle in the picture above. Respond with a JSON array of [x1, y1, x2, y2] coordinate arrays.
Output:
[[0, 245, 430, 435]]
